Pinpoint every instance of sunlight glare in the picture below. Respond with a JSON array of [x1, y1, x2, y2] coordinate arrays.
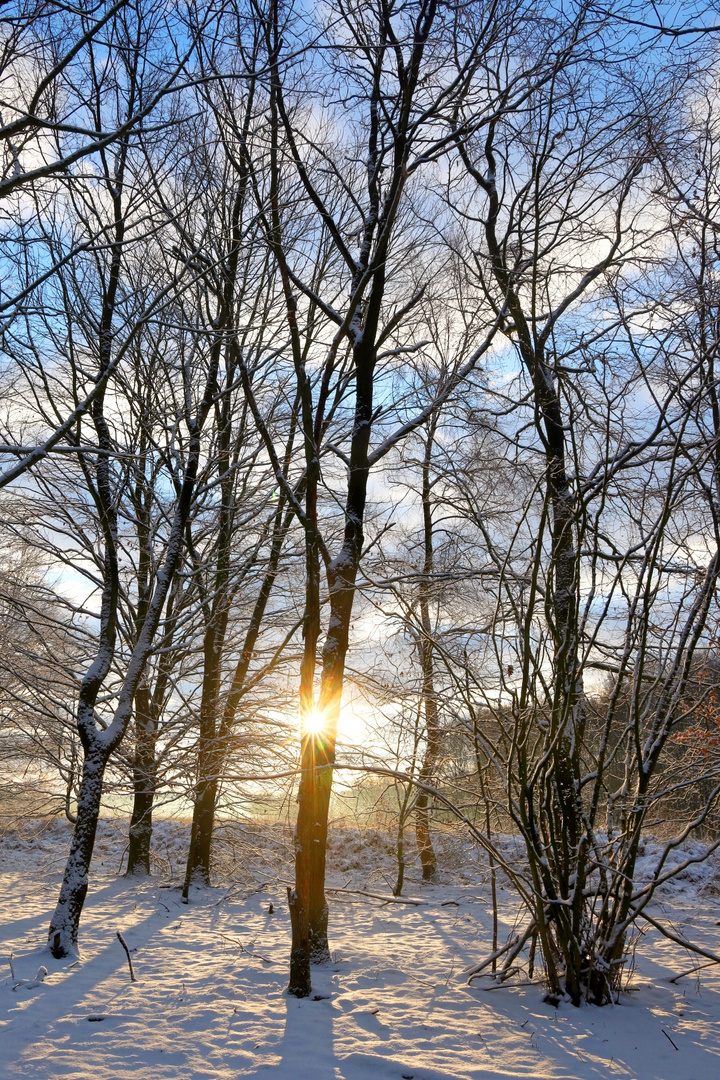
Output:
[[302, 709, 326, 737]]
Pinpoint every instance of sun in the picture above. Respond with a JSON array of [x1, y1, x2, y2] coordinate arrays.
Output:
[[302, 709, 326, 737]]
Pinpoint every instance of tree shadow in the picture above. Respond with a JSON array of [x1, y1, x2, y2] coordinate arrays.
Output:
[[268, 967, 338, 1078], [0, 906, 162, 1072]]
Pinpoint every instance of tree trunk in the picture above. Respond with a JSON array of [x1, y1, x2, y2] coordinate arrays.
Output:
[[48, 322, 217, 954], [182, 485, 295, 896], [468, 141, 589, 1001], [287, 886, 311, 996], [288, 397, 364, 984], [183, 780, 216, 893], [415, 423, 439, 881], [48, 744, 106, 957], [179, 86, 262, 893], [126, 683, 156, 876], [302, 528, 363, 961], [125, 580, 181, 877], [276, 0, 441, 992]]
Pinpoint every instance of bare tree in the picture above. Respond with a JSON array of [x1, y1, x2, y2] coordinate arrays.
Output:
[[239, 0, 572, 996], [0, 0, 203, 487], [440, 9, 720, 1003], [177, 28, 306, 891], [24, 4, 224, 954]]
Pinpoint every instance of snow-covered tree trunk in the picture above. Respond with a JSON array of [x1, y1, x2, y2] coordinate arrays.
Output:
[[48, 744, 106, 956]]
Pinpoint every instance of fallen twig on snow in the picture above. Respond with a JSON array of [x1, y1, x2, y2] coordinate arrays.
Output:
[[662, 1028, 679, 1050], [669, 959, 720, 983], [483, 978, 535, 990], [465, 935, 519, 979], [217, 932, 273, 964], [116, 931, 136, 982], [466, 921, 537, 984], [324, 887, 424, 906]]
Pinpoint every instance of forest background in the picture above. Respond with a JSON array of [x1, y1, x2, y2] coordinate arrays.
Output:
[[2, 0, 720, 1008]]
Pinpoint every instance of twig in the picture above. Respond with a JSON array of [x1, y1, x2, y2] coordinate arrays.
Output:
[[465, 935, 520, 978], [638, 911, 720, 966], [8, 953, 15, 981], [213, 889, 235, 906], [669, 959, 719, 983], [467, 921, 538, 984], [217, 932, 273, 964], [324, 887, 424, 906], [483, 978, 535, 991], [116, 931, 136, 982], [662, 1029, 679, 1051]]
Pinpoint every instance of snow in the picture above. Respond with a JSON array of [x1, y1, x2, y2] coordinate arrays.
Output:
[[2, 819, 720, 1079]]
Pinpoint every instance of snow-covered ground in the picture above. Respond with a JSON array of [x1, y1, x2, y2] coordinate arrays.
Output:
[[2, 818, 720, 1080]]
